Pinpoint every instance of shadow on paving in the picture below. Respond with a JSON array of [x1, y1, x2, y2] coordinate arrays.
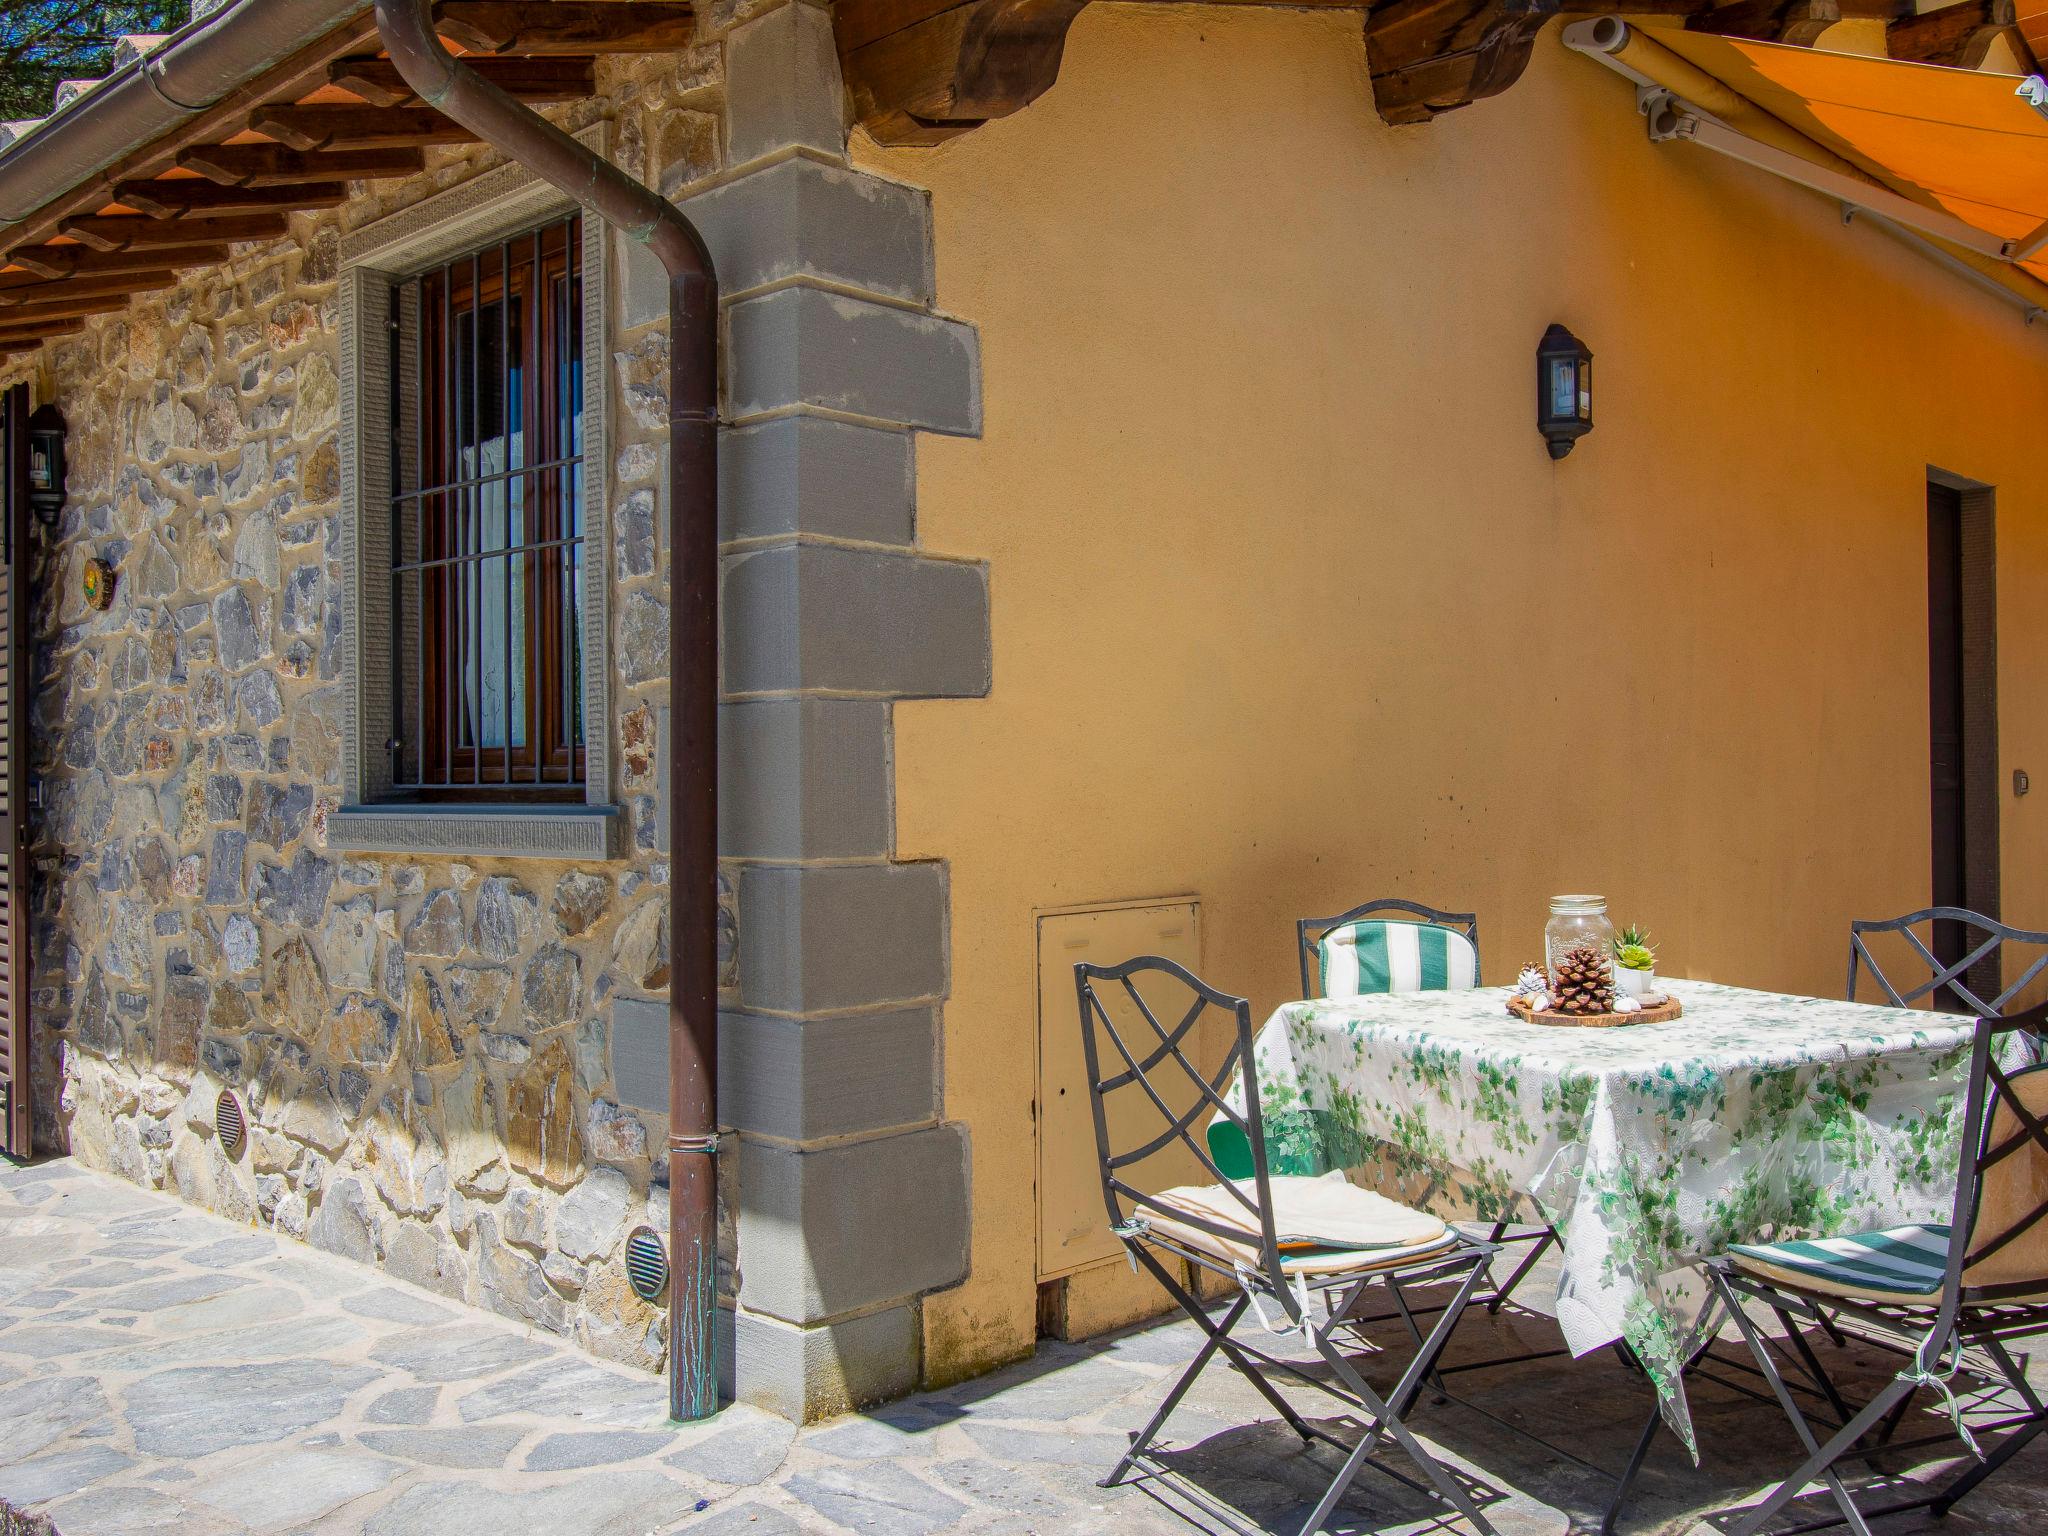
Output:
[[862, 1284, 2048, 1536], [8, 1155, 2048, 1536], [1082, 1297, 2048, 1536]]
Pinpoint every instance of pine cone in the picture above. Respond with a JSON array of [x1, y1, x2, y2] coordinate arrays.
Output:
[[1549, 942, 1614, 1014]]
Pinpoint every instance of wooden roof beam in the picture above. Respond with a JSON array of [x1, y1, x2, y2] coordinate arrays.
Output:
[[1686, 0, 1904, 45], [0, 291, 154, 324], [246, 103, 480, 152], [0, 267, 177, 301], [55, 211, 289, 252], [2, 242, 229, 279], [1887, 0, 2019, 65], [1363, 0, 1698, 125], [842, 0, 1619, 142], [837, 0, 1092, 145], [328, 54, 594, 106], [0, 323, 84, 348], [177, 143, 428, 187], [112, 179, 348, 218], [433, 2, 696, 54]]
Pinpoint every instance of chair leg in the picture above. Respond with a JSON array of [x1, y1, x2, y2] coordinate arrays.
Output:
[[1384, 1274, 1448, 1401], [1387, 1259, 1492, 1423], [1126, 1244, 1323, 1455], [1485, 1224, 1557, 1316], [1302, 1258, 1498, 1536], [1600, 1289, 1726, 1536], [1870, 1386, 1916, 1451], [1600, 1403, 1665, 1536], [1929, 1413, 2048, 1516], [1103, 1285, 1250, 1488], [1978, 1333, 2047, 1417], [1770, 1303, 1856, 1429], [1930, 1334, 2048, 1517], [1717, 1272, 1912, 1536]]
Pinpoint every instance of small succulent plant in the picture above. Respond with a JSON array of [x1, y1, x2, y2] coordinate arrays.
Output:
[[1613, 925, 1656, 972]]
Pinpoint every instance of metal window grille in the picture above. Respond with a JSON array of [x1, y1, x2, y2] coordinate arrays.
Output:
[[386, 213, 585, 797]]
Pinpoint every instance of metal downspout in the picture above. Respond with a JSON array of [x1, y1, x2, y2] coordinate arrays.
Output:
[[373, 0, 722, 1422]]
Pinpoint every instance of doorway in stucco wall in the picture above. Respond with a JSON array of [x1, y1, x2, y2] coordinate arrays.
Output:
[[1926, 471, 2000, 1010]]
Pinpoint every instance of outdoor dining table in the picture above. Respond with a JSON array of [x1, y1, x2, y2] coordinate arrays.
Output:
[[1221, 977, 1988, 1457]]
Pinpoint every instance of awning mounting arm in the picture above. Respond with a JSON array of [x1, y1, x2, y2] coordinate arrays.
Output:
[[1564, 17, 2048, 331], [2008, 216, 2048, 265], [1636, 89, 2013, 263]]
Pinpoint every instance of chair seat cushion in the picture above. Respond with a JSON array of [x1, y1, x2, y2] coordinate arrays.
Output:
[[1730, 1224, 1951, 1302], [1146, 1172, 1458, 1276]]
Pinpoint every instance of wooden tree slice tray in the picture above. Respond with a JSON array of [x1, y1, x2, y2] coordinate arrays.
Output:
[[1507, 995, 1683, 1028]]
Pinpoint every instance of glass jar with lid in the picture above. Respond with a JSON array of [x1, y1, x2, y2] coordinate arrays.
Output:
[[1545, 894, 1615, 990]]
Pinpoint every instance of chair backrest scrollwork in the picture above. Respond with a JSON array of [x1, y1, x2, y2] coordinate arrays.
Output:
[[1073, 956, 1287, 1295], [1848, 908, 2048, 1016], [1943, 1007, 2048, 1316]]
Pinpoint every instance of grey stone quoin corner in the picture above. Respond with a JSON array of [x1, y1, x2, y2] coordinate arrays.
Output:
[[678, 1, 988, 1418]]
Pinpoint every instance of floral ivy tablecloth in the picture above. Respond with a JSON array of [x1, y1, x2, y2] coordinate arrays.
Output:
[[1224, 979, 1986, 1454]]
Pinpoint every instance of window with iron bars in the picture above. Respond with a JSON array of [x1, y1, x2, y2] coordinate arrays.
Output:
[[385, 214, 584, 800]]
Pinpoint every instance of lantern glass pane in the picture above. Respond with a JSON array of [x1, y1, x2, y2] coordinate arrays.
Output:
[[1577, 357, 1593, 421], [1547, 356, 1575, 420]]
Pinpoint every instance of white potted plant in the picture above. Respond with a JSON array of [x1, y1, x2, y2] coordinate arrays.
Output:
[[1613, 925, 1657, 1000]]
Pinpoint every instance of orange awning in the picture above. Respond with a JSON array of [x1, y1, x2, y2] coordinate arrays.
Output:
[[1646, 31, 2048, 285]]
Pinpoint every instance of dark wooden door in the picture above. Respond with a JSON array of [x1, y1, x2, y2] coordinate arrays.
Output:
[[1927, 481, 1968, 1007], [0, 385, 28, 1157]]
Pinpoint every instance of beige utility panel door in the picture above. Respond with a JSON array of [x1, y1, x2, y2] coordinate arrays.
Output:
[[1036, 900, 1208, 1280]]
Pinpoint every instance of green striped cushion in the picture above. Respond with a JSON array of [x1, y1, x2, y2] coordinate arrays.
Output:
[[1319, 920, 1477, 998], [1730, 1224, 1951, 1300]]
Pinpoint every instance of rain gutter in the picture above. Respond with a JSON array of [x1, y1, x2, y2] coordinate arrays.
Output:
[[0, 0, 365, 229], [373, 0, 723, 1424]]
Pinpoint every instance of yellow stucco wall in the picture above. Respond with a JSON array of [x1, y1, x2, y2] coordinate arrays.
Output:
[[852, 5, 2048, 1382]]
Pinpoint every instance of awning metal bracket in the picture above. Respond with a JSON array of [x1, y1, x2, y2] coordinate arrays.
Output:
[[1567, 16, 2048, 332], [1639, 92, 2012, 262]]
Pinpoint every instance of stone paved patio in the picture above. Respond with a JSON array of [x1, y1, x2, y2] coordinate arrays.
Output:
[[4, 1158, 2046, 1536]]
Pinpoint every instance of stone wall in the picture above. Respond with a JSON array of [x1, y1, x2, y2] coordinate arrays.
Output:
[[7, 0, 991, 1418], [11, 43, 727, 1374]]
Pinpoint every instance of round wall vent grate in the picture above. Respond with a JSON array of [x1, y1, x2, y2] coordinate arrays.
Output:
[[215, 1090, 246, 1160], [625, 1225, 669, 1302]]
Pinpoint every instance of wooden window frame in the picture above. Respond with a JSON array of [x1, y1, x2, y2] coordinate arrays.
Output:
[[403, 217, 586, 800], [330, 132, 621, 861]]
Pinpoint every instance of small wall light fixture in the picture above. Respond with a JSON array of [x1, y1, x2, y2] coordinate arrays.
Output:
[[1537, 323, 1593, 460], [26, 403, 66, 526]]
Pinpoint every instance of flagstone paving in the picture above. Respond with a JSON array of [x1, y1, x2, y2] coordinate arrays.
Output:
[[3, 1157, 2046, 1535]]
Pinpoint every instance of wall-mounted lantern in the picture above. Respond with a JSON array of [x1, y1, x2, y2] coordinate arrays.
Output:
[[27, 404, 66, 526], [1537, 324, 1593, 460]]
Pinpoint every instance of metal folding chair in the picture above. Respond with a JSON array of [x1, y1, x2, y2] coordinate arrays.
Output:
[[1702, 1002, 2048, 1536], [1848, 906, 2048, 1015], [1296, 898, 1553, 1315], [1076, 954, 1501, 1536]]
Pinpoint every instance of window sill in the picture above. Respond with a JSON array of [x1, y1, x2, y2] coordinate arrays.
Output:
[[328, 803, 624, 861]]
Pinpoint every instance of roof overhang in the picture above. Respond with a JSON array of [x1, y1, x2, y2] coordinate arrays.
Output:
[[0, 2, 696, 360]]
